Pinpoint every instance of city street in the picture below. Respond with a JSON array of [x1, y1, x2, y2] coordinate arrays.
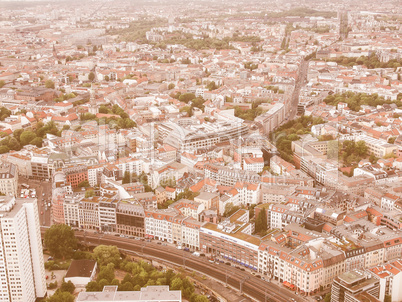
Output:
[[20, 176, 52, 226]]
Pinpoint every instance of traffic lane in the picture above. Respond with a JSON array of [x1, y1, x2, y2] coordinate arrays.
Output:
[[76, 234, 298, 302]]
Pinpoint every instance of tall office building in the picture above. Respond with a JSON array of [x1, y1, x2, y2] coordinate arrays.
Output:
[[0, 196, 46, 302]]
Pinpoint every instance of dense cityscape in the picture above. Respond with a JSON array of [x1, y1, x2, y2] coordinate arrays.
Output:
[[0, 0, 401, 301]]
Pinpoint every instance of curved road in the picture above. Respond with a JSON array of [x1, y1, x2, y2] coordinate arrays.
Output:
[[70, 232, 305, 302]]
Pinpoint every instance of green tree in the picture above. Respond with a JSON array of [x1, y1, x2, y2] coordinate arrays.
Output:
[[44, 224, 77, 259], [60, 281, 75, 294], [0, 80, 5, 88], [223, 202, 240, 217], [191, 295, 209, 302], [388, 137, 396, 144], [46, 291, 75, 302], [168, 83, 175, 90], [255, 208, 267, 233], [85, 189, 95, 198], [206, 81, 217, 91], [93, 245, 121, 267], [97, 263, 115, 282], [178, 93, 195, 103], [45, 80, 55, 89], [104, 75, 110, 81], [0, 145, 10, 154], [369, 154, 378, 164], [30, 137, 43, 148], [20, 131, 37, 146], [13, 128, 24, 141], [122, 171, 131, 184], [88, 72, 95, 82], [0, 107, 11, 121], [86, 281, 101, 292], [170, 277, 183, 290], [384, 295, 392, 302], [119, 281, 134, 291], [77, 180, 90, 187], [323, 293, 331, 302], [7, 137, 21, 151]]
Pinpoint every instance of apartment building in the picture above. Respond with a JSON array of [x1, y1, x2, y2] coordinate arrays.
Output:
[[63, 165, 88, 188], [204, 164, 260, 187], [368, 260, 402, 302], [194, 192, 219, 211], [257, 240, 323, 295], [0, 164, 18, 196], [0, 197, 47, 302], [267, 204, 292, 229], [381, 193, 400, 211], [169, 199, 204, 221], [144, 209, 177, 242]]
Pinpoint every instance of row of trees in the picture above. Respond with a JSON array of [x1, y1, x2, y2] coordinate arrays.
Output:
[[0, 106, 11, 121], [171, 92, 206, 117], [271, 115, 325, 163], [0, 121, 62, 154], [86, 250, 208, 302], [122, 171, 152, 192], [233, 105, 265, 121], [45, 281, 75, 302], [340, 140, 368, 167], [79, 113, 136, 129], [323, 92, 402, 112], [158, 188, 199, 209], [54, 92, 77, 103], [325, 54, 402, 69]]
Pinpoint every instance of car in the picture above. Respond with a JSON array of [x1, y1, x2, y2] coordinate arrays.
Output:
[[114, 234, 120, 237], [225, 262, 231, 266], [157, 242, 162, 245], [199, 253, 205, 257], [162, 243, 167, 246], [256, 275, 261, 278], [240, 268, 245, 271], [209, 260, 214, 263], [48, 256, 53, 261], [184, 247, 190, 252], [176, 245, 182, 250]]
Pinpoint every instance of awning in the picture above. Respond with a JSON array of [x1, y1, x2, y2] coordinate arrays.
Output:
[[283, 281, 294, 288]]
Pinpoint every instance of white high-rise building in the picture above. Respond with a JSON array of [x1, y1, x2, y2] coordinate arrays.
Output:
[[0, 196, 46, 302]]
